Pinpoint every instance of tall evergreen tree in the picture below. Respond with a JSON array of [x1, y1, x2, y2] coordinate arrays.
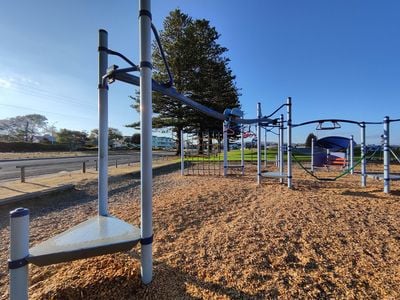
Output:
[[305, 133, 318, 147], [130, 9, 240, 154]]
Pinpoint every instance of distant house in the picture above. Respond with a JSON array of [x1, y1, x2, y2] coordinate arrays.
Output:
[[111, 139, 125, 149], [32, 134, 56, 144], [152, 136, 175, 150]]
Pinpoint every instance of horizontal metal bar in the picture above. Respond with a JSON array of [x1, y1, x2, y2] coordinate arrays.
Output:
[[16, 160, 90, 168], [112, 71, 276, 125]]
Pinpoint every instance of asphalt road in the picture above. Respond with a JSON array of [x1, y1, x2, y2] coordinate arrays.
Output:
[[0, 151, 175, 182]]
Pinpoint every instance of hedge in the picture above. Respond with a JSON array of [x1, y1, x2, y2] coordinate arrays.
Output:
[[0, 142, 70, 152]]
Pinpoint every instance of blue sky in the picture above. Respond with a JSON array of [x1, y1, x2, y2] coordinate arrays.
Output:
[[0, 0, 399, 144]]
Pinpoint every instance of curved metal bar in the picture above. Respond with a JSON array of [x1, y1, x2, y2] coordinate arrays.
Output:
[[292, 119, 362, 128], [101, 48, 139, 70], [264, 103, 287, 119], [364, 121, 384, 125], [151, 23, 173, 87], [390, 118, 400, 123]]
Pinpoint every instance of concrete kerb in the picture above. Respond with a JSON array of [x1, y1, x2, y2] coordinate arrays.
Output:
[[0, 184, 75, 206]]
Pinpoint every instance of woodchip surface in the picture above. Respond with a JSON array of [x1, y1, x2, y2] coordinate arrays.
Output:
[[0, 163, 399, 299]]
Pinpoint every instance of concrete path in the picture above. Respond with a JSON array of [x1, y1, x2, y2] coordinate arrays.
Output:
[[0, 158, 178, 206]]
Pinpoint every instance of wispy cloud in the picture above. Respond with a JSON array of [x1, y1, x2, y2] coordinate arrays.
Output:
[[0, 77, 12, 88], [0, 74, 40, 89]]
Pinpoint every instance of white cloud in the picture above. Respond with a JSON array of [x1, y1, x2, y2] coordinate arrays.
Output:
[[0, 73, 40, 90], [0, 77, 12, 88]]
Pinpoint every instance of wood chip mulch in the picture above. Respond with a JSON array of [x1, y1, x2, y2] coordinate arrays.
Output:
[[1, 164, 399, 299]]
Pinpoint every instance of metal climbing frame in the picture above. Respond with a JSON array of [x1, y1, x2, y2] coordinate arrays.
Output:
[[181, 131, 223, 176]]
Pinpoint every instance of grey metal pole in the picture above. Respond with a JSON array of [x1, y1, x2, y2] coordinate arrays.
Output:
[[279, 114, 284, 184], [277, 125, 281, 169], [287, 97, 292, 188], [241, 124, 244, 175], [361, 122, 366, 187], [139, 0, 153, 284], [349, 135, 354, 174], [257, 102, 262, 185], [311, 137, 315, 173], [180, 130, 184, 176], [223, 122, 228, 176], [98, 29, 109, 216], [9, 208, 29, 300], [264, 128, 267, 168], [383, 116, 390, 193]]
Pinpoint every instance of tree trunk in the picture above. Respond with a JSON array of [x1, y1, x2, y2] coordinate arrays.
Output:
[[207, 130, 212, 155], [175, 126, 183, 156], [198, 131, 204, 155]]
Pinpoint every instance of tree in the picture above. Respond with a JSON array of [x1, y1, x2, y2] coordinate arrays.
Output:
[[305, 133, 317, 148], [108, 128, 123, 142], [87, 127, 123, 146], [129, 9, 240, 154], [0, 114, 48, 142], [56, 129, 88, 150], [131, 133, 141, 145]]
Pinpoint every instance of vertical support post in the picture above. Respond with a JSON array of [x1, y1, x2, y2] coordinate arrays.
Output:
[[139, 0, 153, 284], [82, 161, 86, 173], [20, 167, 25, 183], [277, 125, 281, 169], [98, 29, 109, 216], [223, 121, 228, 176], [349, 135, 354, 174], [9, 208, 29, 300], [180, 130, 184, 176], [360, 122, 366, 187], [115, 159, 118, 168], [383, 116, 390, 194], [279, 114, 284, 184], [257, 102, 262, 185], [311, 137, 315, 173], [95, 159, 98, 171], [287, 97, 292, 188], [264, 128, 267, 168], [241, 124, 244, 175]]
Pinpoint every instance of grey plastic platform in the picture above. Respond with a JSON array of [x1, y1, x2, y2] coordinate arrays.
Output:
[[28, 216, 141, 266], [260, 172, 286, 178], [366, 173, 400, 181]]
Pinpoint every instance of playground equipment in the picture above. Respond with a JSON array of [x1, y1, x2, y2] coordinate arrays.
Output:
[[365, 117, 400, 193], [91, 0, 276, 286], [291, 117, 400, 193], [9, 1, 400, 296], [292, 119, 369, 186], [180, 131, 223, 176], [258, 98, 292, 187], [313, 136, 356, 169], [8, 28, 144, 299], [223, 108, 245, 176], [13, 2, 282, 293]]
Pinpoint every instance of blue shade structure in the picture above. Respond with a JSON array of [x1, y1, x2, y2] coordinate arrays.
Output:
[[316, 136, 356, 151]]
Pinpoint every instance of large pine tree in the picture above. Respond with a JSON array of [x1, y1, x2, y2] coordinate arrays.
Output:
[[131, 9, 240, 154]]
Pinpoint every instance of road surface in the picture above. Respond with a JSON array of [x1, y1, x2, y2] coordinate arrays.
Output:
[[0, 151, 175, 182]]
